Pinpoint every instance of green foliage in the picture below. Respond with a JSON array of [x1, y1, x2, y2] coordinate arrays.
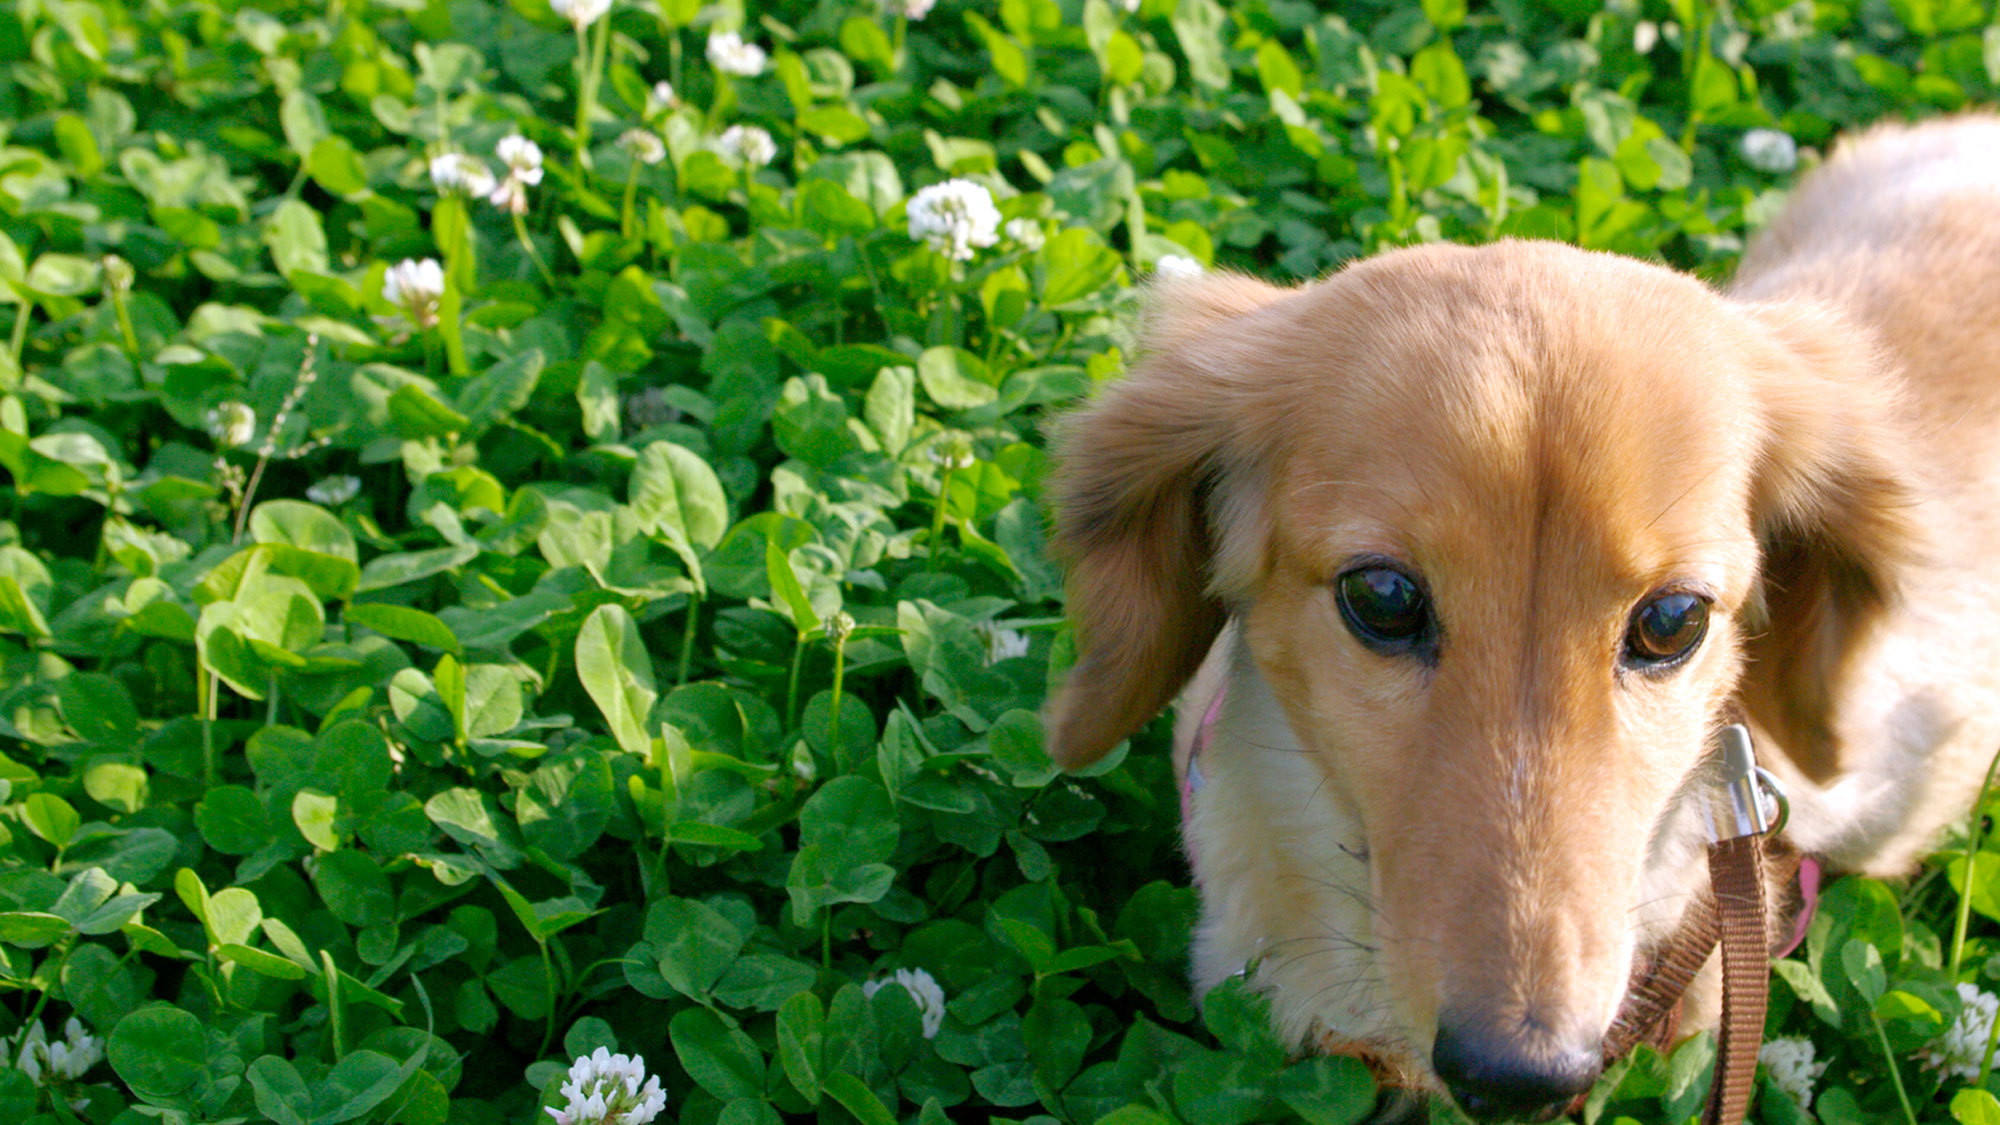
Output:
[[0, 0, 1996, 1122]]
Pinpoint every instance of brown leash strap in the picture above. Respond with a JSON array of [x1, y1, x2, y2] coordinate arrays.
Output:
[[1594, 725, 1783, 1125], [1593, 835, 1770, 1125], [1705, 831, 1770, 1125], [1601, 894, 1718, 1063]]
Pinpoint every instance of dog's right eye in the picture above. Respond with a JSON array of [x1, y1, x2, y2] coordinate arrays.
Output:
[[1336, 566, 1434, 655], [1624, 591, 1710, 668]]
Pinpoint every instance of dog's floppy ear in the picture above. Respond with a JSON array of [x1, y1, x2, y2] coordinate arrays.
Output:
[[1044, 273, 1290, 768], [1741, 301, 1924, 777]]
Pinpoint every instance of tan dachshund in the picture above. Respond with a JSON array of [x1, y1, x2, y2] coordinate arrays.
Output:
[[1044, 115, 2000, 1119]]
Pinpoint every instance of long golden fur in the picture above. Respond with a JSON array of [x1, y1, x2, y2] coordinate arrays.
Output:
[[1045, 115, 2000, 1109]]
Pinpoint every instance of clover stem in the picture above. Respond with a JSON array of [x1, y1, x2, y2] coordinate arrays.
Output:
[[938, 260, 964, 347], [9, 301, 29, 363], [621, 160, 642, 239], [927, 466, 955, 570], [572, 20, 604, 173], [201, 670, 220, 789], [1869, 1014, 1919, 1125], [1981, 988, 2000, 1088], [110, 289, 139, 356], [572, 24, 590, 168], [710, 73, 734, 133], [237, 453, 271, 542], [323, 950, 347, 1059], [537, 937, 557, 1058], [826, 631, 848, 768], [589, 12, 611, 114], [656, 800, 674, 888], [434, 194, 476, 297], [655, 723, 679, 877], [857, 242, 887, 326], [785, 632, 806, 730], [1948, 744, 2000, 981], [204, 427, 274, 790], [1049, 319, 1076, 362], [676, 591, 700, 685], [512, 213, 559, 287], [17, 938, 67, 1032], [438, 283, 469, 376]]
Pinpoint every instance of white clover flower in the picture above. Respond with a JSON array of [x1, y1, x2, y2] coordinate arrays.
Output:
[[307, 475, 362, 506], [714, 125, 777, 169], [1757, 1035, 1824, 1109], [1922, 982, 2000, 1081], [496, 135, 545, 174], [544, 1047, 666, 1125], [382, 258, 446, 331], [12, 1021, 47, 1086], [1154, 254, 1205, 280], [619, 129, 667, 165], [207, 402, 258, 449], [706, 31, 768, 77], [1632, 20, 1660, 54], [488, 134, 546, 215], [1118, 0, 1141, 11], [1003, 217, 1045, 251], [926, 436, 975, 472], [907, 179, 1002, 262], [825, 611, 856, 645], [430, 152, 497, 198], [973, 619, 1030, 665], [550, 0, 611, 29], [890, 0, 937, 19], [863, 968, 947, 1038], [1740, 128, 1799, 175], [1767, 1, 1816, 40], [11, 1017, 103, 1087], [650, 81, 676, 109]]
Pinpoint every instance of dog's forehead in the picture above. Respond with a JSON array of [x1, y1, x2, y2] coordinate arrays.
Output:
[[1261, 243, 1766, 587]]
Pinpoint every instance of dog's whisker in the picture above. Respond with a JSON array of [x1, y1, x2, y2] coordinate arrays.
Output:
[[1641, 465, 1725, 532], [1627, 890, 1698, 914], [1275, 873, 1381, 912], [1268, 932, 1381, 957], [1230, 734, 1311, 754], [1304, 771, 1333, 813]]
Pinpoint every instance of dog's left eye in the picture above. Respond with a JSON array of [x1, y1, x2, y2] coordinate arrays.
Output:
[[1336, 565, 1434, 655], [1625, 592, 1710, 667]]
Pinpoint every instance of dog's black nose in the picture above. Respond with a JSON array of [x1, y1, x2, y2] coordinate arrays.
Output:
[[1431, 1019, 1601, 1122]]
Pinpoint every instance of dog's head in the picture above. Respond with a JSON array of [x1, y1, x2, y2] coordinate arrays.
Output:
[[1046, 242, 1918, 1119]]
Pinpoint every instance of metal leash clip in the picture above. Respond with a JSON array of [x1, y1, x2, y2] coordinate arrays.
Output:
[[1708, 724, 1790, 841]]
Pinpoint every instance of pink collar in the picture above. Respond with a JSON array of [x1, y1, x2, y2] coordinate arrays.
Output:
[[1181, 686, 1225, 805], [1179, 686, 1227, 880], [1776, 855, 1820, 959]]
